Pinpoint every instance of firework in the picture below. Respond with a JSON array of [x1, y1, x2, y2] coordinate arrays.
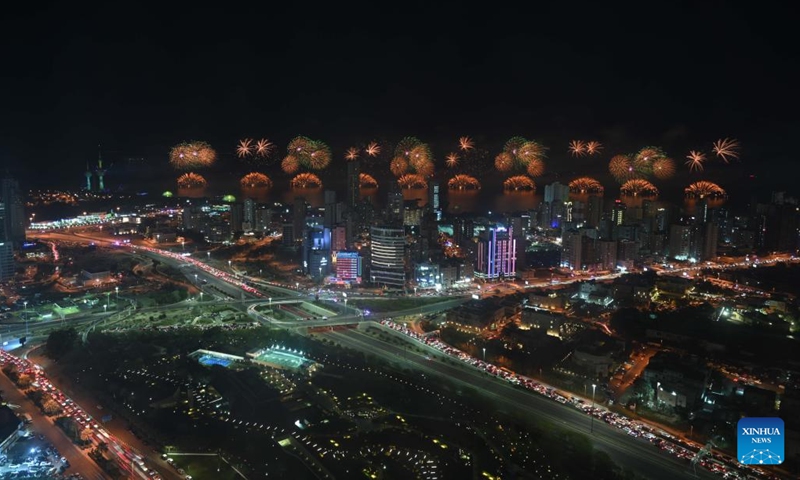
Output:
[[525, 158, 545, 177], [447, 174, 481, 190], [620, 179, 658, 197], [503, 175, 536, 192], [459, 136, 475, 151], [240, 172, 272, 189], [503, 136, 527, 156], [169, 141, 217, 170], [255, 139, 274, 158], [446, 153, 459, 168], [609, 154, 636, 182], [237, 139, 254, 158], [569, 140, 586, 157], [494, 152, 514, 172], [282, 155, 300, 174], [285, 136, 332, 170], [685, 181, 726, 198], [652, 157, 676, 179], [345, 147, 359, 161], [177, 172, 207, 189], [712, 138, 740, 163], [397, 173, 427, 189], [359, 173, 378, 189], [518, 141, 546, 164], [390, 157, 409, 176], [366, 142, 381, 157], [685, 151, 706, 172], [291, 173, 323, 189], [585, 141, 603, 155], [568, 177, 604, 194]]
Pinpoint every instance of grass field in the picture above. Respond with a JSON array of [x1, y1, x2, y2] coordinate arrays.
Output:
[[349, 297, 452, 313], [168, 454, 245, 480]]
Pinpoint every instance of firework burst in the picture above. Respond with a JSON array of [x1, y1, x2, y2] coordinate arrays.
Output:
[[525, 158, 545, 177], [620, 179, 658, 197], [685, 151, 706, 172], [459, 136, 475, 151], [169, 141, 217, 170], [359, 173, 378, 189], [397, 173, 427, 189], [291, 173, 323, 189], [177, 172, 207, 189], [366, 142, 381, 157], [237, 139, 254, 158], [445, 153, 460, 168], [390, 157, 409, 176], [503, 175, 536, 192], [712, 138, 740, 163], [496, 137, 547, 174], [240, 172, 272, 189], [393, 137, 434, 177], [255, 139, 274, 158], [282, 155, 300, 174], [447, 174, 481, 190], [685, 181, 726, 198], [585, 141, 603, 155], [284, 136, 332, 170], [609, 154, 636, 183], [652, 157, 676, 179], [345, 147, 360, 161], [494, 152, 514, 172], [568, 177, 604, 194], [569, 140, 587, 157]]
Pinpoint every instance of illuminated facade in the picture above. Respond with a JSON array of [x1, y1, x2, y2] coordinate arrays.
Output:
[[475, 226, 516, 279]]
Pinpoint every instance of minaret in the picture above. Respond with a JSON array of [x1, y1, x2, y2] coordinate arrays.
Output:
[[84, 162, 93, 191], [95, 144, 106, 191]]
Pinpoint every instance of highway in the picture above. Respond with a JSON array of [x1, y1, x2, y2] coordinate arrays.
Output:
[[321, 327, 717, 480]]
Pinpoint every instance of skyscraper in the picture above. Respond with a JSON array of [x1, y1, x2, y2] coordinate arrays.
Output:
[[428, 181, 441, 219], [243, 198, 256, 228], [0, 177, 25, 246], [611, 200, 626, 226], [292, 197, 307, 246], [369, 226, 406, 287], [346, 160, 360, 209], [544, 182, 570, 203], [476, 226, 517, 279], [0, 203, 15, 281]]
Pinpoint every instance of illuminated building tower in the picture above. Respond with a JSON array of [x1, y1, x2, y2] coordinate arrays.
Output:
[[428, 181, 441, 219], [84, 162, 93, 191], [475, 225, 516, 279], [0, 203, 15, 281], [369, 226, 406, 287], [611, 200, 626, 226], [94, 145, 106, 191]]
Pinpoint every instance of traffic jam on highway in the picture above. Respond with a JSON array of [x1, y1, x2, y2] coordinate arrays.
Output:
[[0, 350, 163, 480], [379, 319, 781, 480]]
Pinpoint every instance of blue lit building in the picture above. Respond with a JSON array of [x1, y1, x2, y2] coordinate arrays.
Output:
[[475, 226, 516, 279]]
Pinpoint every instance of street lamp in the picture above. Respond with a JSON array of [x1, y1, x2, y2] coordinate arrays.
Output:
[[115, 286, 119, 302], [207, 252, 211, 260], [104, 304, 108, 313], [194, 274, 198, 284], [295, 282, 299, 290], [23, 301, 28, 336], [590, 383, 597, 433], [482, 347, 486, 361]]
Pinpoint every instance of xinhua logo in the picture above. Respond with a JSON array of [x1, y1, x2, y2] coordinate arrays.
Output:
[[737, 417, 784, 465]]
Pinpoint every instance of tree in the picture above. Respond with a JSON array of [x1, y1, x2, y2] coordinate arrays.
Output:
[[2, 363, 19, 382], [16, 373, 32, 388], [42, 398, 62, 416], [46, 327, 79, 360], [80, 427, 93, 443]]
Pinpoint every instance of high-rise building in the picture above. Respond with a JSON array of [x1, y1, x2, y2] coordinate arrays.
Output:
[[243, 198, 256, 228], [702, 223, 719, 260], [292, 197, 307, 245], [669, 223, 693, 260], [544, 182, 570, 203], [229, 203, 244, 233], [611, 200, 626, 226], [475, 226, 517, 279], [561, 229, 583, 270], [598, 240, 618, 271], [334, 251, 362, 283], [0, 177, 26, 246], [254, 205, 272, 233], [0, 203, 15, 281], [386, 189, 404, 224], [346, 160, 360, 208], [586, 195, 603, 228], [428, 181, 441, 219], [369, 226, 406, 287], [323, 190, 337, 228]]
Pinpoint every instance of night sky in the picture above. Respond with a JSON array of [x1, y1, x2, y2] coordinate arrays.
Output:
[[1, 3, 798, 192]]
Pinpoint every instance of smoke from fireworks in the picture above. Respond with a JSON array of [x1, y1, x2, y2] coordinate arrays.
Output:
[[447, 174, 481, 190], [169, 141, 217, 170], [585, 141, 603, 155], [177, 172, 207, 189], [459, 136, 475, 151], [685, 151, 706, 172], [345, 147, 359, 161], [503, 175, 536, 192], [569, 140, 586, 157], [446, 153, 460, 168], [237, 139, 254, 158], [620, 179, 658, 197], [291, 173, 323, 189], [685, 181, 726, 198], [359, 173, 378, 189], [397, 173, 427, 189], [568, 177, 604, 194], [240, 172, 272, 189], [652, 157, 676, 179], [366, 142, 381, 157], [712, 138, 740, 163]]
